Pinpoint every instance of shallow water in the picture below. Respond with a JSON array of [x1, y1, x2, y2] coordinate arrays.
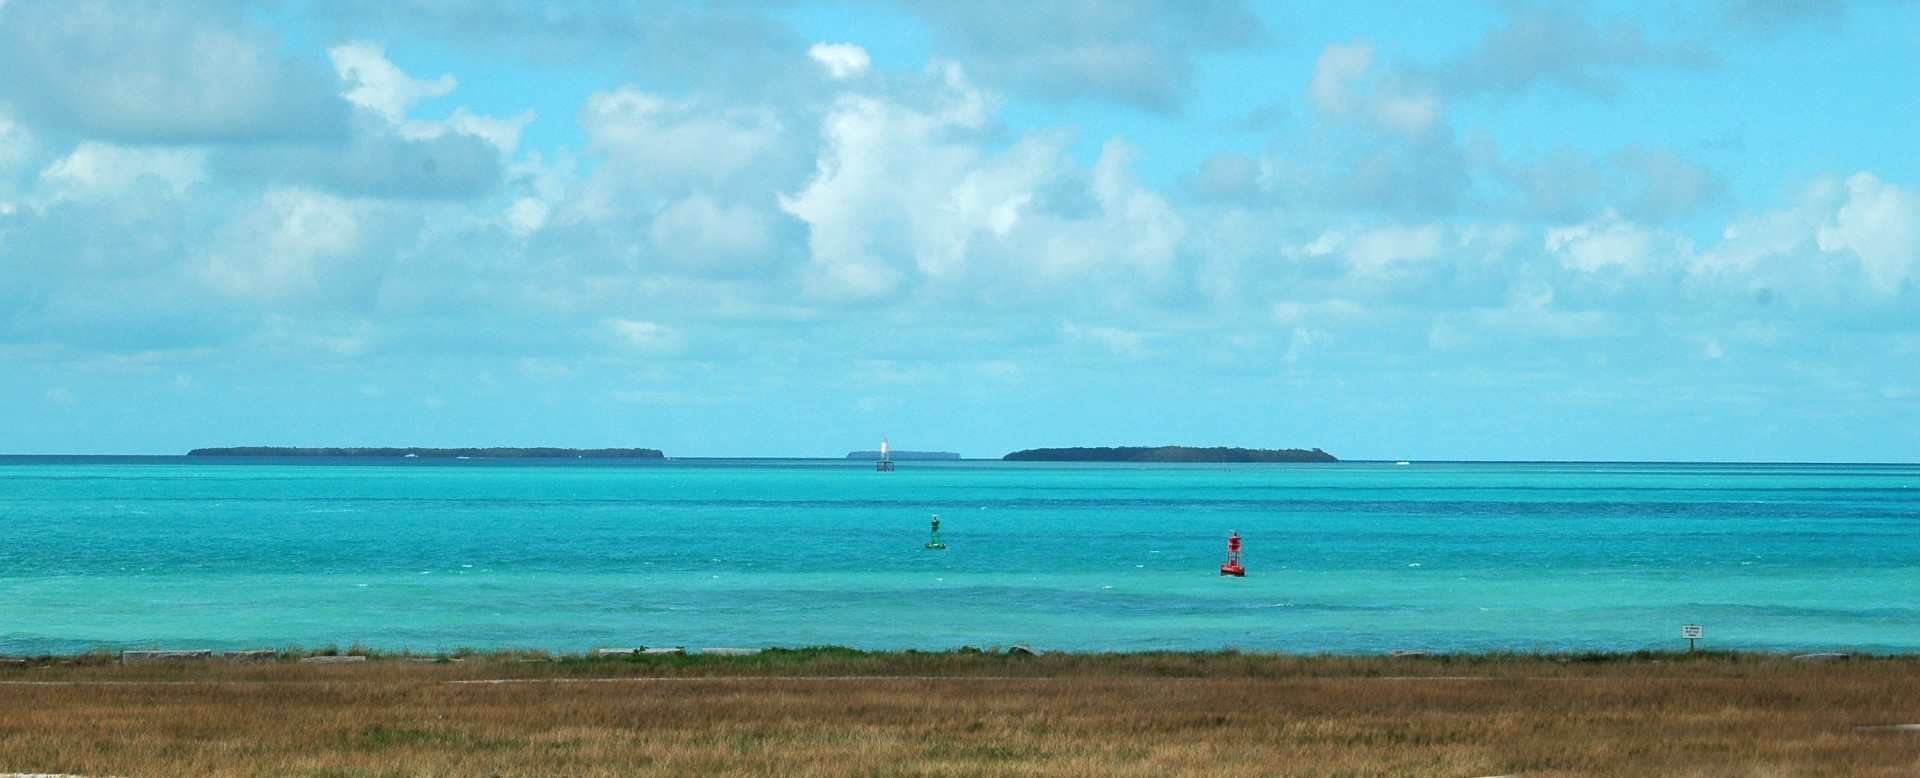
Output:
[[1, 457, 1914, 655]]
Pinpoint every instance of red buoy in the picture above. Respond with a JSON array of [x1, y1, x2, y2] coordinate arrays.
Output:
[[1220, 531, 1245, 577]]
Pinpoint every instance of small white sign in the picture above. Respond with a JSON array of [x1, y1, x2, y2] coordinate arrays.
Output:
[[1681, 624, 1704, 640]]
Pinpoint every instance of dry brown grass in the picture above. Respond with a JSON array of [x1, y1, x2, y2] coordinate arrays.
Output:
[[2, 649, 1917, 777]]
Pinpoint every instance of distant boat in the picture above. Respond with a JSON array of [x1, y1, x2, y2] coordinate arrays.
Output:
[[404, 453, 419, 458], [1395, 461, 1411, 466]]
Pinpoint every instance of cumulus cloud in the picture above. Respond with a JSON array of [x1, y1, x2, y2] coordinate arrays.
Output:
[[0, 187, 236, 351], [0, 0, 347, 143], [1430, 7, 1715, 99], [809, 43, 871, 80], [1609, 145, 1724, 222], [1818, 172, 1920, 294], [1483, 143, 1723, 223], [569, 87, 789, 222], [195, 188, 375, 306], [1062, 321, 1150, 358], [780, 61, 1183, 308], [0, 0, 1910, 466], [329, 42, 537, 155], [648, 195, 783, 275], [0, 113, 35, 181], [1309, 40, 1443, 137], [211, 44, 514, 200], [1690, 173, 1919, 301], [1546, 210, 1694, 276], [1180, 152, 1265, 204], [1021, 138, 1185, 286], [780, 61, 992, 302], [1266, 39, 1472, 216], [1343, 224, 1448, 278], [1258, 31, 1727, 226], [330, 41, 457, 125], [38, 142, 207, 202], [214, 124, 504, 200], [310, 0, 817, 103], [606, 318, 685, 355], [899, 0, 1266, 111]]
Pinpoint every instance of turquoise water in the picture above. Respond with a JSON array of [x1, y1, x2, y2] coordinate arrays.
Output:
[[1, 458, 1914, 655]]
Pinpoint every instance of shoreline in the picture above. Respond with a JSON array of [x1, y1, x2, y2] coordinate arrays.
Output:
[[5, 645, 1913, 666]]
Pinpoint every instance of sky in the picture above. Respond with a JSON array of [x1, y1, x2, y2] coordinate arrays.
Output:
[[0, 0, 1915, 461]]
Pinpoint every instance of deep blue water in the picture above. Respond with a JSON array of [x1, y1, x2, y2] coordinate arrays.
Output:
[[0, 457, 1914, 655]]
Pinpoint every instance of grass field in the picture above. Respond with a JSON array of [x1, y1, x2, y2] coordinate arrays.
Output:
[[2, 648, 1917, 777]]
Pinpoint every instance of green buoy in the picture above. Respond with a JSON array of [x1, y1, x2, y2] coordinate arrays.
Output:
[[925, 514, 945, 550]]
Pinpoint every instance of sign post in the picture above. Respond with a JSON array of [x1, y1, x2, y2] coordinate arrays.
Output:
[[1681, 624, 1704, 653]]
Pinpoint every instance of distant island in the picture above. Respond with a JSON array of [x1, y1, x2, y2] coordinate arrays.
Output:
[[188, 447, 664, 458], [846, 450, 961, 461], [1003, 446, 1336, 463]]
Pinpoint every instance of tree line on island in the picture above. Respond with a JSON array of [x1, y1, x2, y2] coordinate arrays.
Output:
[[189, 445, 1336, 463], [188, 447, 664, 458], [1002, 446, 1336, 463]]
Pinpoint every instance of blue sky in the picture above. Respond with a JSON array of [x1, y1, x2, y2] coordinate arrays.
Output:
[[0, 0, 1914, 461]]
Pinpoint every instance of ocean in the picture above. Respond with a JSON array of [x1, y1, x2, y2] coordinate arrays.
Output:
[[0, 457, 1913, 656]]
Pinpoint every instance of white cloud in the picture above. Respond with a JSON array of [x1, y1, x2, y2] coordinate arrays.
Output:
[[0, 113, 32, 177], [1063, 320, 1149, 357], [964, 137, 1184, 290], [1181, 151, 1264, 204], [606, 318, 685, 355], [1697, 172, 1918, 299], [331, 41, 456, 126], [0, 0, 346, 143], [570, 87, 785, 223], [444, 107, 535, 155], [197, 189, 367, 304], [1699, 179, 1835, 277], [505, 197, 552, 237], [1308, 40, 1441, 136], [213, 128, 504, 200], [1818, 172, 1920, 294], [500, 150, 574, 237], [1546, 210, 1693, 275], [781, 58, 1184, 309], [1284, 328, 1326, 364], [809, 43, 871, 80], [648, 195, 778, 273], [1486, 143, 1722, 224], [246, 316, 378, 358], [328, 42, 531, 154], [900, 0, 1266, 111], [1437, 281, 1625, 345], [1344, 224, 1447, 277], [1609, 145, 1722, 222], [1080, 139, 1184, 276], [190, 44, 514, 200], [518, 358, 569, 379], [1272, 300, 1367, 327], [780, 61, 990, 302], [1431, 7, 1714, 99], [39, 142, 206, 201]]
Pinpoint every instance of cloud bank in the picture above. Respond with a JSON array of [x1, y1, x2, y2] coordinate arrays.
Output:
[[0, 0, 1912, 461]]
